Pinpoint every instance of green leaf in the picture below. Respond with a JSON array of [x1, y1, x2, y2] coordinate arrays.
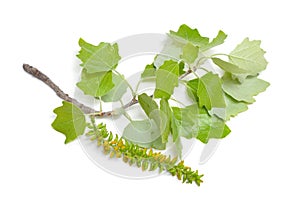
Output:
[[149, 109, 168, 140], [224, 94, 248, 120], [200, 30, 227, 52], [169, 24, 209, 48], [169, 25, 226, 52], [197, 72, 226, 110], [134, 94, 170, 149], [172, 104, 200, 139], [141, 63, 156, 78], [212, 58, 247, 74], [76, 69, 114, 97], [181, 43, 199, 64], [51, 101, 86, 144], [186, 77, 227, 119], [172, 104, 230, 143], [77, 38, 121, 73], [197, 108, 231, 143], [122, 119, 161, 144], [138, 93, 158, 117], [229, 38, 268, 75], [122, 119, 166, 150], [186, 78, 199, 101], [138, 94, 168, 143], [154, 60, 179, 99], [171, 112, 180, 142], [174, 138, 183, 159], [160, 99, 172, 143], [178, 61, 186, 75], [102, 73, 128, 102], [151, 137, 166, 150], [77, 38, 98, 63], [155, 25, 227, 68], [154, 38, 183, 69], [222, 73, 270, 103]]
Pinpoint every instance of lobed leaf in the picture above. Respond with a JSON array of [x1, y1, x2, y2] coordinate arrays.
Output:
[[102, 73, 128, 102], [196, 72, 226, 110], [137, 94, 169, 147], [212, 57, 247, 74], [122, 119, 166, 150], [180, 43, 199, 64], [172, 104, 230, 144], [138, 93, 158, 117], [172, 104, 200, 139], [169, 24, 209, 48], [154, 38, 183, 69], [224, 94, 248, 120], [52, 101, 86, 144], [154, 60, 180, 99], [200, 30, 227, 52], [76, 69, 114, 97], [196, 108, 231, 143], [222, 73, 270, 103], [229, 38, 268, 79], [77, 38, 121, 73], [141, 63, 156, 78]]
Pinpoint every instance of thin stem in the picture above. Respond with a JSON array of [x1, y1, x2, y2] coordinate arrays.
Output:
[[210, 53, 229, 57], [170, 97, 185, 107], [119, 100, 133, 122], [199, 67, 210, 73], [179, 68, 192, 79], [113, 70, 135, 97], [195, 56, 209, 68], [99, 97, 103, 112], [191, 70, 199, 78]]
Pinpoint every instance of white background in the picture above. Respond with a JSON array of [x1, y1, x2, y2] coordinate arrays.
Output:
[[1, 0, 300, 208]]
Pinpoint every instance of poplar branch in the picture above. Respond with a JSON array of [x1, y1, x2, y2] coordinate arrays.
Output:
[[23, 64, 194, 117], [23, 64, 96, 114]]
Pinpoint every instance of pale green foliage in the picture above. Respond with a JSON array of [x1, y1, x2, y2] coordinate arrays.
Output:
[[160, 99, 172, 143], [222, 73, 270, 103], [172, 104, 230, 144], [212, 58, 247, 74], [134, 93, 166, 149], [138, 93, 158, 116], [170, 24, 227, 51], [52, 101, 86, 144], [196, 108, 231, 143], [181, 43, 199, 64], [122, 119, 160, 144], [102, 73, 128, 102], [122, 118, 166, 150], [196, 72, 226, 110], [154, 38, 183, 69], [224, 94, 248, 120], [141, 63, 156, 78], [155, 25, 227, 69], [77, 38, 121, 73], [154, 60, 180, 99], [229, 38, 267, 74], [76, 38, 127, 101], [211, 38, 268, 83], [76, 69, 114, 97], [200, 30, 227, 52], [47, 25, 269, 186], [169, 24, 210, 48]]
